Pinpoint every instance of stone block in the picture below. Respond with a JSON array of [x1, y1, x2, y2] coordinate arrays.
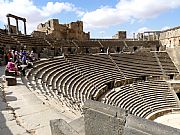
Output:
[[50, 119, 79, 135], [6, 76, 17, 86], [83, 100, 126, 135], [5, 70, 16, 76], [69, 117, 85, 135]]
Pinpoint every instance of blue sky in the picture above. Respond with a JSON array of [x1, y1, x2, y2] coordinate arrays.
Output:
[[0, 0, 180, 38]]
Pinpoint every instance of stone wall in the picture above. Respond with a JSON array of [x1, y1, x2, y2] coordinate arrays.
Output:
[[35, 19, 90, 40], [112, 31, 126, 39], [137, 31, 160, 41], [160, 26, 180, 48]]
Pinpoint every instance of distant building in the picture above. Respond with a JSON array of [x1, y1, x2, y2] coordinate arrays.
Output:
[[32, 19, 90, 40], [112, 31, 126, 40]]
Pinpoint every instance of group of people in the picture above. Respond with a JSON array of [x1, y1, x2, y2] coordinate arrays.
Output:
[[5, 49, 38, 76]]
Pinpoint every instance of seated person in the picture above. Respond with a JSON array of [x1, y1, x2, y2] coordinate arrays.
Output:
[[6, 58, 19, 76]]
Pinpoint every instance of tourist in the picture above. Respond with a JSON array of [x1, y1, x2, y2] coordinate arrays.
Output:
[[14, 50, 18, 62], [6, 58, 19, 75], [7, 50, 12, 61], [21, 50, 27, 65], [11, 50, 15, 62]]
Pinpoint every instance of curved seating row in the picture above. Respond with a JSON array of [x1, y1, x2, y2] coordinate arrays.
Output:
[[103, 80, 180, 118], [26, 57, 100, 110], [110, 52, 164, 78], [25, 52, 179, 116]]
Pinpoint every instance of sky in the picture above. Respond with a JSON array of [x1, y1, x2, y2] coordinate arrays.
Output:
[[0, 0, 180, 38]]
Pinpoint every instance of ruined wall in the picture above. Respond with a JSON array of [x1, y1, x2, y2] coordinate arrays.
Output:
[[36, 19, 90, 40], [160, 26, 180, 48], [112, 31, 126, 39], [137, 32, 160, 41]]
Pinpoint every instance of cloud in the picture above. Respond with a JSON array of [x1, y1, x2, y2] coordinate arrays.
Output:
[[41, 2, 84, 17], [161, 26, 170, 31], [136, 27, 153, 33], [82, 0, 180, 30], [0, 0, 83, 34]]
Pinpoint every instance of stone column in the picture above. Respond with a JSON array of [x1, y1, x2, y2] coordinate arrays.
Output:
[[23, 20, 27, 35], [133, 33, 135, 41], [7, 17, 10, 34], [143, 33, 145, 41], [148, 32, 150, 41], [153, 33, 155, 41], [15, 18, 19, 34]]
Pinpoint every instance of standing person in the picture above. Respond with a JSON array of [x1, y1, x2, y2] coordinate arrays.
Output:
[[21, 55, 27, 65], [7, 50, 12, 61], [14, 51, 18, 62], [21, 50, 27, 65], [5, 50, 12, 65], [11, 50, 15, 62], [5, 53, 8, 65]]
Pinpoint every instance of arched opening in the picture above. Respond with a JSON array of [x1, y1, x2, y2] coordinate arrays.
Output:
[[133, 46, 137, 52], [156, 46, 160, 51], [86, 48, 90, 54], [117, 47, 120, 53], [169, 74, 174, 80], [68, 47, 73, 54]]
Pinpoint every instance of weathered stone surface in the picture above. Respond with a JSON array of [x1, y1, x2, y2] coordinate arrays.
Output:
[[69, 117, 85, 135], [84, 100, 126, 119], [125, 114, 180, 135], [35, 19, 90, 40], [50, 119, 79, 135], [82, 100, 180, 135], [83, 100, 126, 135], [123, 127, 150, 135], [84, 108, 125, 135]]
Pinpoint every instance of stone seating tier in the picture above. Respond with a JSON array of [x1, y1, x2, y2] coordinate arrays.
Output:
[[103, 80, 179, 118], [25, 52, 179, 117]]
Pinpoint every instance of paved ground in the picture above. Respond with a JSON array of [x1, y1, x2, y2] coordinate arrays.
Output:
[[0, 65, 180, 134], [0, 66, 79, 135], [154, 112, 180, 129]]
